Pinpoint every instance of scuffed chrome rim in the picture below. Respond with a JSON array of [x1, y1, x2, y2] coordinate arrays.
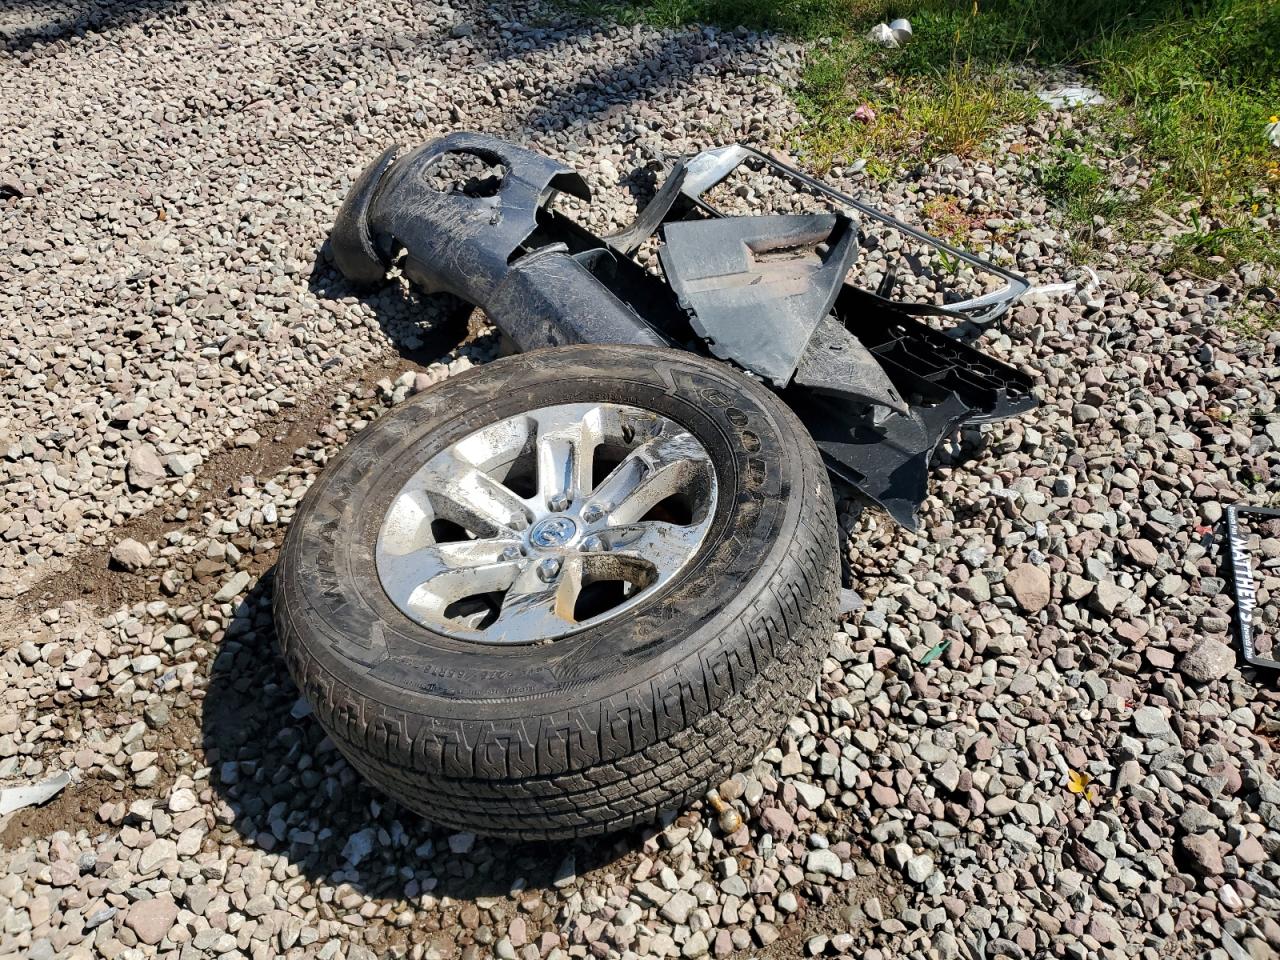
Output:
[[375, 402, 718, 644]]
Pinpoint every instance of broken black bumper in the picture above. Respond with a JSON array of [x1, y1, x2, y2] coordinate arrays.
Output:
[[330, 132, 1037, 528]]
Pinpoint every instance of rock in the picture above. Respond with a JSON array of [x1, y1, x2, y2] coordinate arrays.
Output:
[[214, 570, 252, 602], [1234, 834, 1266, 865], [1126, 538, 1160, 567], [1092, 580, 1131, 615], [1132, 706, 1173, 739], [1003, 824, 1040, 852], [933, 930, 961, 960], [754, 923, 780, 946], [1089, 913, 1122, 945], [342, 829, 376, 866], [125, 895, 178, 945], [887, 843, 913, 869], [793, 781, 826, 810], [1180, 804, 1223, 834], [127, 444, 167, 489], [933, 760, 961, 792], [871, 783, 899, 807], [1178, 638, 1236, 683], [683, 931, 709, 958], [760, 806, 796, 838], [960, 573, 991, 602], [110, 537, 152, 571], [661, 891, 697, 924], [1005, 564, 1050, 613], [165, 452, 200, 476], [805, 848, 842, 877], [986, 795, 1017, 816], [84, 907, 117, 931], [1180, 833, 1224, 876], [48, 860, 79, 885], [1065, 574, 1094, 601], [447, 832, 476, 855], [905, 853, 934, 884], [138, 838, 178, 875], [145, 703, 170, 727], [713, 930, 733, 957], [553, 853, 577, 888]]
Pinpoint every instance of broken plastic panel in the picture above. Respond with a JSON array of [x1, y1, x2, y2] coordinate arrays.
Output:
[[0, 770, 71, 816], [658, 213, 860, 388]]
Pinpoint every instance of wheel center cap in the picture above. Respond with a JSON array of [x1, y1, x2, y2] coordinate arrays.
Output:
[[529, 516, 578, 548]]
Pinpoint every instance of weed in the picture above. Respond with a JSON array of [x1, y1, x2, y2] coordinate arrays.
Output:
[[1121, 270, 1155, 299], [1065, 239, 1097, 265], [560, 0, 895, 36], [1218, 291, 1280, 338], [868, 0, 1279, 269], [912, 62, 1039, 158], [1039, 150, 1143, 249], [935, 247, 961, 277], [921, 196, 981, 245], [1041, 153, 1106, 212], [1165, 210, 1280, 279]]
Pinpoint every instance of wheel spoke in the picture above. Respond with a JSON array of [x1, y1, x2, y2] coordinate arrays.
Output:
[[378, 539, 521, 612], [588, 427, 711, 525], [424, 451, 531, 536], [599, 522, 704, 583], [534, 416, 595, 507]]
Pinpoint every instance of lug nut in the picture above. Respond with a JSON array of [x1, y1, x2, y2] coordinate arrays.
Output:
[[549, 494, 571, 512], [536, 558, 562, 582], [499, 546, 522, 561], [581, 535, 606, 552], [581, 503, 604, 523]]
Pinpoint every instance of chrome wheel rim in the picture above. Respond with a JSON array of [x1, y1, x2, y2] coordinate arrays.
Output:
[[375, 402, 718, 644]]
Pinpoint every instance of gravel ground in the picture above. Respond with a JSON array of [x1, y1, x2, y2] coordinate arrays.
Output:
[[2, 2, 1279, 960]]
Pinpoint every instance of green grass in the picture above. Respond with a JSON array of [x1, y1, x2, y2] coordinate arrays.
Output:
[[561, 0, 895, 35], [796, 49, 1040, 174], [882, 1, 1280, 213], [562, 0, 1280, 277]]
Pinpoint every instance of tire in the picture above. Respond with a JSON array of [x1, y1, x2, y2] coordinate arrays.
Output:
[[274, 344, 838, 840]]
